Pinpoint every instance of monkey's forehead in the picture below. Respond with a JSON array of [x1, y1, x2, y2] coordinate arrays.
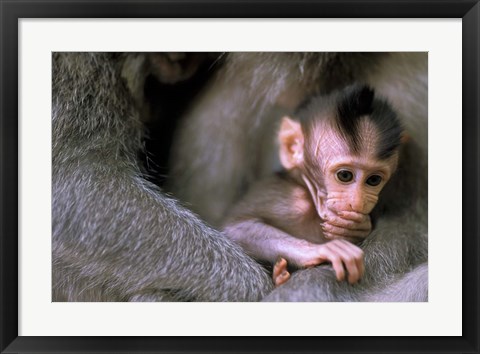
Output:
[[306, 117, 384, 159], [324, 153, 399, 172], [305, 130, 398, 171], [305, 123, 353, 156], [309, 131, 351, 157]]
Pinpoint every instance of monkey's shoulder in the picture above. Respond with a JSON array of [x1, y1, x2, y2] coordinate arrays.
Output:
[[234, 173, 315, 221], [275, 173, 315, 217]]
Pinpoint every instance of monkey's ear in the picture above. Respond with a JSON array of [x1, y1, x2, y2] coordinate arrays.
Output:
[[278, 116, 304, 170]]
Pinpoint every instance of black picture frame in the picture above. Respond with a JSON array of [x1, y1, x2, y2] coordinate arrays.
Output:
[[1, 1, 478, 353]]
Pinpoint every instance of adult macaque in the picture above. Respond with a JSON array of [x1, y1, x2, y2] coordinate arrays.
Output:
[[170, 53, 428, 301], [223, 85, 402, 286]]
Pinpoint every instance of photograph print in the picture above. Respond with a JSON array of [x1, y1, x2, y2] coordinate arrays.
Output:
[[52, 52, 428, 302]]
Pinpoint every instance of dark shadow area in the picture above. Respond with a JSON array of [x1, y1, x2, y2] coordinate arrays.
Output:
[[140, 53, 223, 186]]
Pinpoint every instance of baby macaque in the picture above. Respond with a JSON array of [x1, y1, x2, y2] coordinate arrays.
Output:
[[223, 84, 403, 286]]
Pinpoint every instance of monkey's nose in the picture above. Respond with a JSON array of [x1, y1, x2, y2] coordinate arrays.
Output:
[[348, 199, 366, 213]]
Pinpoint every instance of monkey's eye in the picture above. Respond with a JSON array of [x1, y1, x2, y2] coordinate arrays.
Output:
[[336, 170, 354, 183], [366, 174, 382, 186]]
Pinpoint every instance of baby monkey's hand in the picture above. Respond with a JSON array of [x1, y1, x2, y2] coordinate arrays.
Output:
[[276, 240, 365, 285], [321, 211, 372, 243], [301, 240, 364, 284]]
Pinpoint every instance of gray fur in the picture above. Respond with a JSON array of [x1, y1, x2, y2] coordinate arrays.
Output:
[[52, 52, 273, 302]]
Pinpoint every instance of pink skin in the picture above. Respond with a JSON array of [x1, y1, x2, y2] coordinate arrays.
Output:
[[275, 116, 398, 283], [282, 116, 398, 243], [272, 236, 366, 286], [302, 156, 396, 241], [224, 116, 399, 286], [273, 258, 290, 286], [313, 155, 397, 241]]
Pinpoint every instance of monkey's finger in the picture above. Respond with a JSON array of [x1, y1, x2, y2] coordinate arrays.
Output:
[[340, 241, 364, 279], [334, 239, 364, 260], [322, 223, 370, 238], [326, 241, 361, 284], [323, 217, 371, 231], [336, 211, 368, 223], [332, 240, 365, 279], [318, 247, 345, 282], [273, 258, 288, 279], [332, 218, 371, 231], [275, 270, 291, 287]]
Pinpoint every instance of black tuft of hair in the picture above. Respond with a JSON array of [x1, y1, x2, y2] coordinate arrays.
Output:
[[335, 84, 402, 159], [294, 83, 403, 160], [370, 99, 403, 159], [336, 84, 375, 152], [338, 85, 374, 129]]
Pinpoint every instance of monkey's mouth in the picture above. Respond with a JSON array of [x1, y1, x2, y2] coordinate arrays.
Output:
[[301, 173, 328, 220]]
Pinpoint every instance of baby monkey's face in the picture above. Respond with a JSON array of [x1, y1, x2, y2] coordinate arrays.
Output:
[[303, 122, 399, 219], [317, 151, 398, 216], [279, 84, 403, 222]]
